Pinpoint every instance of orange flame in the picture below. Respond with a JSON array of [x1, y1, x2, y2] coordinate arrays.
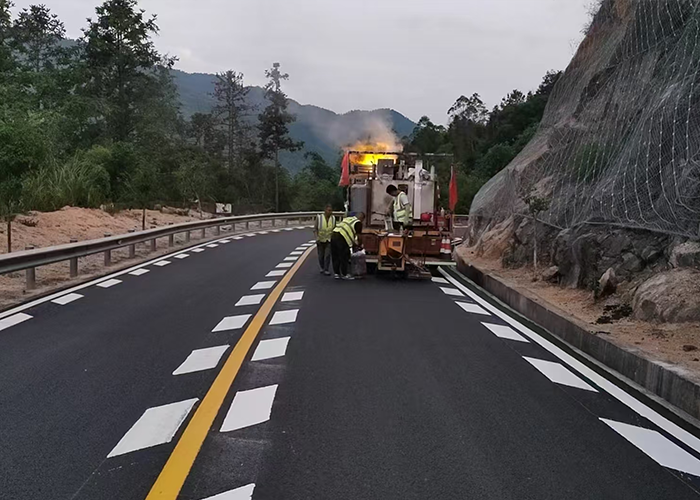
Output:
[[346, 141, 400, 166]]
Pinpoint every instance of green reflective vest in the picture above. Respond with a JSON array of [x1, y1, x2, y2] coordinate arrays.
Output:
[[393, 192, 412, 225], [316, 214, 336, 242], [333, 216, 360, 247]]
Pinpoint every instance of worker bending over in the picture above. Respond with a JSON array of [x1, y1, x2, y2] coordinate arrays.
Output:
[[331, 212, 365, 280], [386, 184, 412, 230], [314, 204, 336, 275]]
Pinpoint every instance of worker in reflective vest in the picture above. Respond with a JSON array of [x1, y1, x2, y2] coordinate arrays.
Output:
[[386, 184, 412, 230], [314, 204, 336, 275], [331, 212, 365, 280]]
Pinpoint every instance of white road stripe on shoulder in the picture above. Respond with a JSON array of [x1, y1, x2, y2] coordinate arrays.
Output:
[[221, 385, 278, 432], [440, 287, 464, 297], [281, 291, 304, 302], [601, 419, 700, 476], [482, 323, 529, 343], [258, 231, 269, 235], [174, 254, 189, 259], [251, 281, 276, 290], [107, 398, 198, 457], [191, 248, 205, 253], [266, 270, 286, 278], [283, 256, 298, 262], [523, 357, 597, 392], [97, 279, 122, 288], [51, 293, 84, 306], [129, 268, 150, 276], [232, 236, 244, 240], [219, 240, 231, 244], [276, 262, 294, 269], [440, 268, 700, 455], [252, 337, 290, 361], [455, 301, 490, 316], [283, 228, 294, 231], [206, 244, 219, 248], [235, 294, 265, 307], [153, 260, 171, 267], [244, 233, 256, 237], [289, 251, 304, 256], [432, 277, 449, 284], [212, 315, 252, 332], [269, 309, 298, 325], [173, 346, 229, 375], [200, 484, 255, 500], [0, 313, 32, 332], [271, 229, 281, 232]]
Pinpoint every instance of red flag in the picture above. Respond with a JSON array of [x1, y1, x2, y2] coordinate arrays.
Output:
[[339, 152, 350, 187], [449, 165, 459, 212]]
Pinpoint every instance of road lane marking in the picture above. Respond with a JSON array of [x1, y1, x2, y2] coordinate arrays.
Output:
[[601, 419, 700, 476], [191, 248, 205, 253], [206, 244, 219, 248], [283, 256, 298, 262], [283, 228, 294, 231], [258, 231, 269, 235], [432, 277, 449, 284], [271, 229, 281, 232], [232, 236, 244, 240], [276, 262, 294, 269], [294, 247, 305, 251], [440, 268, 700, 455], [174, 254, 189, 259], [0, 313, 32, 332], [269, 309, 298, 325], [440, 287, 464, 297], [97, 279, 122, 288], [251, 281, 276, 290], [200, 484, 255, 500], [524, 357, 597, 392], [235, 294, 265, 307], [51, 293, 83, 305], [108, 399, 199, 457], [173, 346, 230, 375], [129, 268, 150, 276], [289, 251, 304, 256], [266, 270, 286, 277], [220, 385, 278, 432], [252, 337, 290, 361], [455, 301, 490, 315], [482, 323, 529, 343], [219, 240, 231, 244], [244, 233, 256, 237], [153, 260, 171, 267], [212, 315, 252, 332], [300, 243, 313, 247], [145, 245, 314, 499], [281, 291, 304, 302]]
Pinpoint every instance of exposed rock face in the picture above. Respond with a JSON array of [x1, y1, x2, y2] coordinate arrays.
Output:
[[671, 242, 700, 269], [633, 270, 700, 323], [598, 268, 618, 299]]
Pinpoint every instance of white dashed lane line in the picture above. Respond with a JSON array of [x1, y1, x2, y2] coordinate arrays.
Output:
[[251, 281, 276, 291], [252, 337, 290, 361], [432, 277, 449, 284], [200, 484, 255, 500], [455, 301, 491, 316], [174, 254, 189, 259], [212, 315, 252, 332], [153, 260, 171, 267], [173, 346, 230, 375], [276, 262, 294, 269], [191, 248, 206, 253], [269, 309, 299, 325], [206, 244, 219, 248], [266, 270, 286, 278], [108, 398, 198, 457], [97, 279, 122, 289], [129, 268, 150, 276], [0, 313, 32, 332], [258, 231, 269, 235], [51, 293, 84, 306], [289, 251, 303, 256], [482, 323, 529, 343], [244, 234, 256, 237], [523, 357, 597, 392], [232, 236, 244, 240], [235, 294, 266, 307], [440, 287, 464, 297], [283, 256, 298, 262], [219, 239, 231, 244], [281, 291, 304, 302], [220, 385, 278, 433]]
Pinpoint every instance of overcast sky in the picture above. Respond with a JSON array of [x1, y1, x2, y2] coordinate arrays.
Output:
[[12, 0, 590, 124]]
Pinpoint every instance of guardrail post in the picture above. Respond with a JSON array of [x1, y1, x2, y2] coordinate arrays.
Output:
[[103, 234, 112, 266], [69, 238, 79, 277], [127, 230, 136, 258], [245, 221, 250, 230], [25, 245, 35, 290], [186, 231, 191, 243], [168, 234, 174, 247], [201, 228, 206, 238], [215, 225, 221, 236], [285, 218, 290, 227], [150, 238, 156, 252]]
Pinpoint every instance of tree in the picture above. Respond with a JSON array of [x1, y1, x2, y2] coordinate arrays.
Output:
[[213, 70, 249, 174], [175, 148, 216, 218], [406, 116, 446, 154], [11, 5, 65, 73], [448, 93, 489, 125], [126, 162, 161, 230], [258, 62, 303, 212]]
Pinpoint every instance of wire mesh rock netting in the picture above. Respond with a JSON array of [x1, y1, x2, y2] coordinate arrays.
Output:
[[470, 0, 700, 239]]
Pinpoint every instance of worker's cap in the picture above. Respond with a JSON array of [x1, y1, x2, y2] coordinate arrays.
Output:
[[386, 184, 398, 194]]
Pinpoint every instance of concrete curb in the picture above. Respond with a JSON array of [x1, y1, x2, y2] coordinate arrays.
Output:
[[455, 254, 700, 421]]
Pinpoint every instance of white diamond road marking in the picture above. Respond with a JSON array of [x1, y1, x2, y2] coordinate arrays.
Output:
[[252, 337, 290, 361], [0, 313, 32, 332], [212, 315, 252, 332], [481, 323, 529, 343], [232, 236, 244, 240], [200, 484, 256, 500], [455, 301, 490, 316], [153, 260, 171, 267], [283, 256, 298, 262], [221, 385, 278, 432], [300, 243, 313, 247], [440, 287, 464, 297], [108, 398, 198, 457], [276, 262, 294, 269], [129, 268, 150, 276], [51, 293, 84, 306], [244, 233, 256, 237], [97, 279, 122, 288], [235, 294, 265, 307], [174, 254, 189, 259], [266, 270, 286, 278], [206, 244, 219, 248], [432, 277, 449, 284], [295, 247, 305, 251], [191, 248, 205, 253], [601, 419, 700, 476], [524, 357, 597, 392], [269, 309, 299, 325], [251, 281, 276, 291], [281, 291, 304, 302], [173, 346, 230, 375], [289, 251, 304, 256], [220, 239, 231, 244]]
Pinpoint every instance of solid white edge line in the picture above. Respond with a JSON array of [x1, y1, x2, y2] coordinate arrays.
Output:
[[200, 484, 256, 500], [439, 268, 700, 455]]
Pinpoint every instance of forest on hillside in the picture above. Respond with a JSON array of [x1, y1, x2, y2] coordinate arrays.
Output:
[[0, 0, 562, 224]]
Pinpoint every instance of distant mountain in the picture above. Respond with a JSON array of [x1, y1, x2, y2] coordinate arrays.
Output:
[[172, 70, 416, 172]]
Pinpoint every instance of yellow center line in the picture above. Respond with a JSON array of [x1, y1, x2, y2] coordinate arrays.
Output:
[[146, 245, 315, 499]]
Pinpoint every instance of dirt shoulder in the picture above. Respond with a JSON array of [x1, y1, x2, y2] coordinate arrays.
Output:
[[457, 246, 700, 385]]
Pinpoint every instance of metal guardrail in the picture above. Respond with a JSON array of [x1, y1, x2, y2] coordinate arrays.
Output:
[[0, 212, 332, 290]]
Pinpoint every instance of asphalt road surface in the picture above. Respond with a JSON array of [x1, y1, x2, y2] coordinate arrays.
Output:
[[1, 227, 700, 500]]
